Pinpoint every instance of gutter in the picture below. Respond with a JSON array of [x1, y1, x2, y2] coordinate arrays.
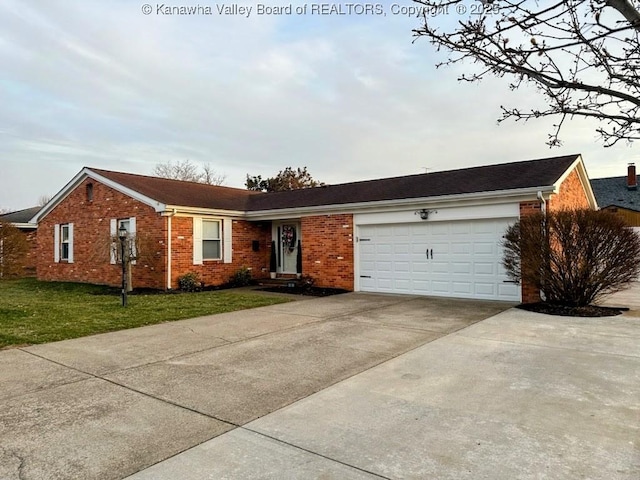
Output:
[[244, 186, 557, 220]]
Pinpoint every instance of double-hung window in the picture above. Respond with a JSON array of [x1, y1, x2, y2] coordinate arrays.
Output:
[[60, 224, 70, 261], [193, 217, 231, 265], [202, 220, 221, 260], [54, 223, 74, 263]]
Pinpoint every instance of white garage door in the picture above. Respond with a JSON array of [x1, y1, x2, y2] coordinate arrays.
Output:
[[358, 218, 520, 301]]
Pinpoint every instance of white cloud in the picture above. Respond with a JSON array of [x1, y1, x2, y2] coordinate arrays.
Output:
[[0, 0, 636, 210]]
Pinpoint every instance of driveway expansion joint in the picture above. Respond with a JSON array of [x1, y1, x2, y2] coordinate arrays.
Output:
[[239, 426, 392, 479]]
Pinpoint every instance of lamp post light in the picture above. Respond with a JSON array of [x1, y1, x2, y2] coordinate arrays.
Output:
[[118, 224, 128, 307]]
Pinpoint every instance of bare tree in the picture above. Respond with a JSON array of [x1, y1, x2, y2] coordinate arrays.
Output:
[[153, 160, 226, 185], [413, 0, 640, 146], [38, 195, 52, 206], [202, 163, 227, 186], [502, 209, 640, 306]]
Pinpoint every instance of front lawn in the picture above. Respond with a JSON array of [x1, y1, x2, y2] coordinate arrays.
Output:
[[0, 278, 292, 348]]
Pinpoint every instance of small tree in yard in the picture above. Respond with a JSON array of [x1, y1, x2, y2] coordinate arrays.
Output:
[[503, 209, 640, 306], [0, 221, 29, 278]]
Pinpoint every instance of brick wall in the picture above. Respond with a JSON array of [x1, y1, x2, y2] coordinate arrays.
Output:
[[169, 217, 271, 288], [518, 201, 543, 303], [548, 168, 590, 211], [518, 166, 592, 303], [300, 214, 354, 290], [23, 229, 38, 277], [36, 178, 167, 289]]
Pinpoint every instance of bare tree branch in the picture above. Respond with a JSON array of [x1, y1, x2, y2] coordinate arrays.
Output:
[[413, 0, 640, 146], [153, 160, 226, 185]]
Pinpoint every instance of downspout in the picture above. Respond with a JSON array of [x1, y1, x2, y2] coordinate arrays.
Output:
[[537, 191, 547, 215], [166, 209, 177, 290], [537, 191, 548, 301]]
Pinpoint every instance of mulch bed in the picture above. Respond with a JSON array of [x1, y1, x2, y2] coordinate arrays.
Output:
[[258, 286, 349, 297], [518, 302, 626, 317]]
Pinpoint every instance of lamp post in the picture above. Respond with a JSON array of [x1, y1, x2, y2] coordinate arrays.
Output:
[[118, 224, 128, 307]]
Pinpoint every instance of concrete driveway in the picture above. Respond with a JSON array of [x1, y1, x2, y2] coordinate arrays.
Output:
[[0, 293, 508, 480], [1, 292, 638, 479]]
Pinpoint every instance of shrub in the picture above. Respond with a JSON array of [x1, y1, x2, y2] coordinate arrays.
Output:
[[0, 221, 29, 279], [177, 272, 202, 292], [502, 209, 640, 306], [228, 266, 252, 287]]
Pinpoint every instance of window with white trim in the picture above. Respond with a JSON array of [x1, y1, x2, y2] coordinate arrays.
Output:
[[202, 220, 221, 260], [110, 217, 137, 265], [54, 223, 74, 263], [61, 224, 70, 261]]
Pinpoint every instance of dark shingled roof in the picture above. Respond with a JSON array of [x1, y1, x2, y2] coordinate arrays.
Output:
[[89, 154, 579, 213], [246, 154, 580, 211], [591, 175, 640, 212], [0, 206, 41, 224], [90, 168, 262, 211]]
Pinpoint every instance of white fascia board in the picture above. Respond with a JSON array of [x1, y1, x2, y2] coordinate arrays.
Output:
[[31, 168, 167, 223], [161, 206, 246, 217], [244, 186, 555, 220]]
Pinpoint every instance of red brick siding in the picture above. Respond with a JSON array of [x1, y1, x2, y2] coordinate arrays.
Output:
[[168, 217, 271, 288], [548, 169, 591, 211], [301, 214, 354, 290], [23, 230, 38, 276], [36, 178, 167, 289], [519, 201, 543, 303], [517, 167, 592, 303]]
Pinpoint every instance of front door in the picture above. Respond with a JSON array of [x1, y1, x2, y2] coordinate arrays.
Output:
[[275, 222, 300, 274]]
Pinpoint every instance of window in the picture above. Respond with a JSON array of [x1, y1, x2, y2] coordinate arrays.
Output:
[[86, 183, 94, 202], [54, 223, 73, 263], [193, 217, 231, 265], [203, 220, 221, 260], [110, 217, 136, 265], [61, 224, 70, 260], [118, 218, 130, 234]]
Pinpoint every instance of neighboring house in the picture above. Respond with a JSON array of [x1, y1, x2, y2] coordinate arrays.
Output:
[[31, 154, 596, 303], [590, 163, 640, 228], [0, 206, 40, 277]]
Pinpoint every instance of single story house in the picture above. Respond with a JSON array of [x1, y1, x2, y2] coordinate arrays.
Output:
[[590, 163, 640, 228], [31, 154, 596, 303], [0, 206, 41, 277]]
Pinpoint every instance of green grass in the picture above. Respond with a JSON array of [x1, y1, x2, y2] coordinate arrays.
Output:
[[0, 278, 292, 348]]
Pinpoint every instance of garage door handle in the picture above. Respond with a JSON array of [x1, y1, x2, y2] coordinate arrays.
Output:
[[426, 249, 433, 259]]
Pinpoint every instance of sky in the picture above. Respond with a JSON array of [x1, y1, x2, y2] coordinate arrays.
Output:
[[1, 0, 638, 211]]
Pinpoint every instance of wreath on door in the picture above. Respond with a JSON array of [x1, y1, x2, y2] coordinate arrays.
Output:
[[281, 225, 297, 253]]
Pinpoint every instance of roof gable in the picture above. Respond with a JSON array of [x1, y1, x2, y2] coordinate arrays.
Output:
[[90, 169, 262, 212]]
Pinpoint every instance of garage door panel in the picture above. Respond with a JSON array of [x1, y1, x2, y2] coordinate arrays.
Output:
[[474, 262, 495, 275], [473, 242, 496, 255], [453, 282, 472, 294], [452, 262, 471, 274], [432, 281, 451, 293], [358, 218, 519, 301], [451, 242, 471, 255], [475, 283, 497, 296], [431, 262, 450, 274], [394, 261, 410, 272]]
